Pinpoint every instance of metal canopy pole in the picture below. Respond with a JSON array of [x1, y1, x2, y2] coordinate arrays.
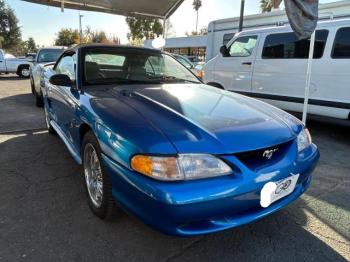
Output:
[[238, 0, 245, 32], [163, 18, 167, 39], [302, 30, 316, 124], [79, 12, 84, 43]]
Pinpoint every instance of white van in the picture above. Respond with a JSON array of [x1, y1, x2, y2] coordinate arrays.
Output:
[[203, 18, 350, 121]]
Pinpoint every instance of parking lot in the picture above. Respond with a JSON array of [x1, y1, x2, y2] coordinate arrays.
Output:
[[0, 74, 349, 262]]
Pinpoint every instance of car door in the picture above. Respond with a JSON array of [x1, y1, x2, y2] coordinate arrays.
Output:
[[49, 53, 78, 141], [252, 30, 329, 113], [214, 34, 259, 92], [0, 51, 6, 72]]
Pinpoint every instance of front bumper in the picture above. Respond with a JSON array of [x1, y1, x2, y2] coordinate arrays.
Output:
[[101, 143, 319, 236]]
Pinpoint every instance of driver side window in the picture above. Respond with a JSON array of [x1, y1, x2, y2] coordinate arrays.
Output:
[[56, 54, 76, 80], [228, 35, 258, 57]]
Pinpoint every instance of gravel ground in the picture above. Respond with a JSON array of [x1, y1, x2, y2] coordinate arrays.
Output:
[[0, 74, 349, 262]]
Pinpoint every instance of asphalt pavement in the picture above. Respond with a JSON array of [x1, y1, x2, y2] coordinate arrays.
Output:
[[0, 74, 349, 262]]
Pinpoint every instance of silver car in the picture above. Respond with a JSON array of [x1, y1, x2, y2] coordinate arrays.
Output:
[[30, 47, 65, 107]]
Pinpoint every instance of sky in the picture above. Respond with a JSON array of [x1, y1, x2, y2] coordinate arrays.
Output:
[[5, 0, 341, 46]]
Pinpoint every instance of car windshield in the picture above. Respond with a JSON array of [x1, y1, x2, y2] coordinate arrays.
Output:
[[83, 49, 201, 85], [37, 49, 63, 63]]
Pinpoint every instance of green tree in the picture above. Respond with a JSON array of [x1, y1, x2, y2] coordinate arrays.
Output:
[[186, 27, 207, 36], [0, 0, 22, 52], [54, 28, 79, 46], [26, 37, 37, 52], [192, 0, 202, 33], [260, 0, 282, 13], [90, 31, 108, 43], [84, 27, 118, 44], [126, 17, 163, 42]]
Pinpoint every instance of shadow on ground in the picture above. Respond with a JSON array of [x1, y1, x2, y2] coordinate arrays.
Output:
[[0, 124, 348, 262], [0, 75, 27, 81], [0, 93, 45, 133]]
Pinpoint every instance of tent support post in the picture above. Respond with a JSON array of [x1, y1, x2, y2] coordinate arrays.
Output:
[[162, 18, 167, 39], [302, 30, 316, 125], [238, 0, 245, 32]]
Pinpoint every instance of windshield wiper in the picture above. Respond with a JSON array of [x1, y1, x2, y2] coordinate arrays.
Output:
[[86, 77, 162, 85], [147, 75, 199, 84]]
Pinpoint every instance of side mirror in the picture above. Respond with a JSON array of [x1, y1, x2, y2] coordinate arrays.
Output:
[[220, 45, 230, 57], [49, 74, 73, 87]]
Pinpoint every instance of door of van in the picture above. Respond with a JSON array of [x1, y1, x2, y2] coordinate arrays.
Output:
[[251, 30, 329, 113], [214, 34, 259, 92]]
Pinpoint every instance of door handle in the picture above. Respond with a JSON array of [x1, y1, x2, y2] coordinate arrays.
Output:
[[242, 62, 252, 66]]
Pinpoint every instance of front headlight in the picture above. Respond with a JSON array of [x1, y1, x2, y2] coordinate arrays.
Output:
[[297, 128, 312, 152], [131, 154, 232, 181]]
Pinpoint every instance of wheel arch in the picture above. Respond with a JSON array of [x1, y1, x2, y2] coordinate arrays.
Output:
[[207, 82, 225, 89], [16, 64, 30, 75], [79, 123, 93, 149]]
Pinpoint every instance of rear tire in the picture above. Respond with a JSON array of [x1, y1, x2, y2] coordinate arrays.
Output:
[[82, 131, 118, 220]]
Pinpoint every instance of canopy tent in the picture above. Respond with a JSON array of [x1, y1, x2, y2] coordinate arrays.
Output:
[[22, 0, 184, 18]]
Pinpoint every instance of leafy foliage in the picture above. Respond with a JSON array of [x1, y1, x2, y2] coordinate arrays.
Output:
[[192, 0, 202, 33], [260, 0, 282, 13], [185, 27, 207, 36], [84, 26, 120, 44], [192, 0, 202, 11], [25, 37, 37, 52], [54, 28, 80, 46], [126, 16, 163, 41], [0, 0, 21, 51]]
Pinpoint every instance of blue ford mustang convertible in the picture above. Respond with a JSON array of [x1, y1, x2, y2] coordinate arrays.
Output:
[[41, 44, 319, 236]]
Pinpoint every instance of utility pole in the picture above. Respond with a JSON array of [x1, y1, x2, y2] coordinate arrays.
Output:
[[79, 12, 84, 43], [238, 0, 245, 32]]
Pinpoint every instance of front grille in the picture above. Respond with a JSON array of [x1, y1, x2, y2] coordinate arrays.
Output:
[[235, 141, 292, 171]]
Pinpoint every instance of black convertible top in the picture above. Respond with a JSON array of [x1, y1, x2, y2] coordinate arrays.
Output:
[[67, 44, 162, 55]]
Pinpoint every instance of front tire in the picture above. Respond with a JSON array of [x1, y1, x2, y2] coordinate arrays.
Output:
[[18, 65, 30, 78], [82, 131, 117, 219], [30, 77, 35, 94], [44, 103, 56, 135], [35, 89, 44, 107]]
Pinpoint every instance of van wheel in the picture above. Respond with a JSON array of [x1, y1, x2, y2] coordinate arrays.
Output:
[[18, 65, 30, 78], [82, 131, 119, 220], [207, 82, 225, 89]]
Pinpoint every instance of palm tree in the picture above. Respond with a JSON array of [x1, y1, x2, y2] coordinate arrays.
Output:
[[192, 0, 202, 33], [260, 0, 282, 13]]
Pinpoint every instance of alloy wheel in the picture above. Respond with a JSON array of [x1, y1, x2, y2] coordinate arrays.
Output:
[[84, 143, 104, 208]]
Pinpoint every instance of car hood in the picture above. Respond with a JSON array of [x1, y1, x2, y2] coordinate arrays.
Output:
[[93, 84, 303, 154]]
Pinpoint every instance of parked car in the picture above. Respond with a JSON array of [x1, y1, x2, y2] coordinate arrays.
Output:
[[30, 47, 65, 107], [203, 18, 350, 122], [26, 52, 37, 60], [0, 49, 32, 78], [172, 54, 204, 79], [41, 44, 319, 236], [185, 55, 202, 64]]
